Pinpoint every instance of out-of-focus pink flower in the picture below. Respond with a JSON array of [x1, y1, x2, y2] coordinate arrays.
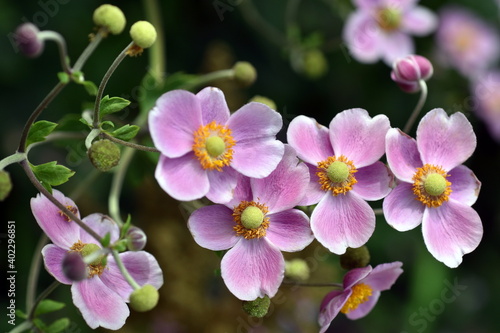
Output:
[[472, 71, 500, 142], [343, 0, 437, 65]]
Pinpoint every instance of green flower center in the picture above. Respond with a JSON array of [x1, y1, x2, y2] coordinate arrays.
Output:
[[377, 8, 402, 31], [81, 243, 105, 266], [240, 206, 264, 229], [327, 161, 350, 183], [205, 136, 226, 157], [424, 173, 448, 196]]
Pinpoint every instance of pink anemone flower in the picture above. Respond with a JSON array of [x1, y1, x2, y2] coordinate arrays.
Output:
[[188, 145, 314, 300], [31, 190, 163, 330], [383, 109, 483, 267], [287, 109, 393, 254], [471, 70, 500, 142]]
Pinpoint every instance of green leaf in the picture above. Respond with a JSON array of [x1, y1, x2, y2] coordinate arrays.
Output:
[[31, 161, 75, 192], [34, 299, 66, 317], [100, 232, 111, 247], [101, 120, 115, 131], [46, 318, 70, 333], [33, 318, 47, 330], [120, 214, 132, 238], [111, 125, 140, 141], [57, 72, 70, 84], [15, 309, 27, 319], [99, 95, 131, 118], [82, 81, 98, 96], [26, 121, 58, 148]]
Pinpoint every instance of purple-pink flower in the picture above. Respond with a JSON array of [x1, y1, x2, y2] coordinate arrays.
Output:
[[391, 54, 433, 93], [319, 262, 403, 332], [383, 109, 483, 267], [187, 145, 313, 300], [31, 190, 163, 330], [287, 109, 392, 255], [471, 70, 500, 142], [436, 6, 500, 79], [343, 0, 437, 65], [148, 87, 284, 203]]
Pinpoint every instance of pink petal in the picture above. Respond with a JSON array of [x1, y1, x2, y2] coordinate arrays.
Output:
[[449, 165, 481, 206], [196, 87, 230, 125], [155, 153, 209, 201], [345, 291, 380, 320], [343, 11, 382, 63], [383, 182, 425, 231], [188, 205, 239, 251], [41, 244, 73, 285], [416, 109, 476, 171], [318, 290, 351, 333], [343, 265, 372, 289], [311, 193, 375, 254], [205, 167, 239, 204], [221, 238, 284, 301], [228, 102, 282, 143], [231, 138, 284, 178], [297, 163, 326, 206], [361, 261, 403, 291], [79, 214, 120, 245], [266, 209, 314, 252], [225, 174, 253, 208], [402, 6, 438, 36], [329, 109, 390, 168], [379, 31, 415, 65], [353, 0, 385, 9], [72, 278, 129, 330], [100, 251, 163, 300], [148, 90, 202, 158], [422, 201, 483, 268], [352, 161, 393, 201], [286, 115, 334, 165], [30, 190, 80, 249], [385, 128, 422, 182], [250, 145, 310, 213]]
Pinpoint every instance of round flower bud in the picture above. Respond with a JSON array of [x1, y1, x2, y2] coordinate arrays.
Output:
[[391, 55, 433, 93], [233, 61, 257, 86], [129, 284, 159, 312], [93, 4, 126, 35], [302, 49, 328, 79], [130, 21, 157, 49], [249, 95, 277, 110], [0, 170, 13, 201], [62, 252, 87, 281], [88, 139, 121, 172], [284, 258, 310, 281], [340, 246, 370, 270], [126, 226, 147, 251], [15, 23, 44, 58], [242, 296, 270, 318]]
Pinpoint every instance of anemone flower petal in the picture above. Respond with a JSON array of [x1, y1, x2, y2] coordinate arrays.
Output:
[[343, 11, 382, 64], [385, 128, 422, 182], [41, 244, 73, 285], [361, 261, 403, 291], [352, 161, 393, 201], [266, 209, 313, 252], [345, 290, 381, 320], [318, 290, 351, 333], [205, 167, 239, 204], [228, 102, 282, 143], [402, 6, 438, 36], [448, 165, 481, 206], [196, 86, 230, 125], [380, 31, 415, 65], [383, 183, 425, 231], [79, 214, 120, 245], [297, 163, 326, 206], [343, 265, 372, 289], [231, 138, 284, 179]]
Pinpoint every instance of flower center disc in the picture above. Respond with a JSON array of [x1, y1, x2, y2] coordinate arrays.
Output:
[[377, 8, 402, 31], [240, 206, 264, 229], [193, 121, 236, 171], [69, 240, 106, 278], [233, 201, 270, 239], [340, 283, 373, 314], [412, 164, 452, 208], [317, 155, 358, 196]]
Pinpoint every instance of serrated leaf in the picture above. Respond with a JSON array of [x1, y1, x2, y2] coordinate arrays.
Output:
[[46, 318, 70, 333], [111, 125, 140, 141], [99, 95, 131, 119], [15, 309, 27, 319], [31, 162, 75, 190], [26, 121, 58, 148], [34, 299, 66, 317]]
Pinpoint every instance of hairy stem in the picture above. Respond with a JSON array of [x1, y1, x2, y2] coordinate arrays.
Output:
[[112, 250, 140, 290], [403, 80, 428, 134]]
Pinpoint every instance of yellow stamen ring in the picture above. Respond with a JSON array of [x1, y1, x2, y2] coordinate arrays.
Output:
[[58, 205, 79, 222], [233, 201, 270, 239], [412, 164, 452, 208], [69, 240, 106, 278], [340, 283, 373, 314], [193, 121, 236, 171], [317, 155, 358, 196], [377, 7, 402, 31]]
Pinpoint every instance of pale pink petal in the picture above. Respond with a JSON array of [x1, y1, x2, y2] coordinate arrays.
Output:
[[422, 201, 483, 268], [225, 175, 253, 208], [231, 138, 284, 178], [345, 291, 380, 320], [319, 290, 351, 333], [79, 214, 120, 245], [72, 278, 129, 330], [385, 128, 422, 182], [148, 90, 202, 158], [297, 163, 326, 206], [383, 182, 425, 231], [343, 265, 372, 289], [221, 238, 284, 301], [286, 115, 334, 165], [251, 145, 310, 213], [448, 165, 481, 206], [205, 167, 239, 204], [417, 109, 476, 171], [266, 209, 313, 252], [361, 261, 403, 291], [329, 109, 390, 168], [311, 193, 375, 254], [196, 87, 230, 125], [343, 11, 383, 63], [352, 161, 393, 201], [379, 31, 415, 65], [402, 6, 438, 36], [353, 0, 385, 9], [228, 102, 282, 143], [30, 190, 80, 249], [155, 154, 209, 201], [188, 205, 239, 251], [41, 244, 73, 285]]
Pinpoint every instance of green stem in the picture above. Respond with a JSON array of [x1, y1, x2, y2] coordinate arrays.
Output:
[[108, 147, 135, 226], [373, 208, 383, 215], [25, 234, 48, 317], [8, 321, 32, 333], [28, 281, 60, 321], [403, 80, 428, 134], [102, 132, 160, 153], [72, 29, 105, 72], [143, 0, 166, 84], [112, 250, 140, 290], [38, 31, 71, 74], [0, 152, 26, 170], [180, 69, 235, 91]]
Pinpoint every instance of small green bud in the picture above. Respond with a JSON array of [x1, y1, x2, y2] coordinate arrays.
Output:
[[0, 170, 13, 201], [88, 139, 121, 172], [130, 21, 157, 49], [233, 61, 257, 86], [129, 284, 159, 312], [302, 49, 328, 79], [93, 4, 126, 35], [285, 258, 310, 281], [340, 246, 370, 270], [242, 296, 270, 318], [249, 96, 277, 110]]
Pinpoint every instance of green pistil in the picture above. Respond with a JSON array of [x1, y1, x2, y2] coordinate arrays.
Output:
[[241, 206, 264, 229], [81, 243, 105, 266], [424, 173, 447, 196], [205, 136, 225, 157], [327, 161, 350, 183], [377, 8, 402, 31]]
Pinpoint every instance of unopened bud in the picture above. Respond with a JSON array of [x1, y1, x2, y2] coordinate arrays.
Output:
[[302, 49, 328, 79], [249, 95, 277, 110], [130, 21, 157, 49], [285, 258, 310, 281], [340, 246, 370, 270], [0, 170, 13, 201], [62, 252, 87, 281], [129, 284, 159, 312], [15, 23, 44, 58], [242, 296, 270, 318], [88, 139, 121, 172], [233, 61, 257, 86], [391, 55, 433, 93], [93, 4, 126, 35], [126, 226, 147, 251]]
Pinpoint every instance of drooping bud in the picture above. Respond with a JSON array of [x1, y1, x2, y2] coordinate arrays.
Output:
[[242, 296, 271, 318], [391, 55, 433, 93], [340, 246, 370, 270], [62, 252, 87, 281], [249, 95, 277, 110], [15, 23, 44, 58], [0, 170, 13, 201], [130, 21, 157, 49], [93, 4, 126, 35], [302, 49, 328, 79], [88, 139, 121, 172], [126, 226, 147, 251], [284, 258, 310, 281], [129, 284, 159, 312], [233, 61, 257, 86]]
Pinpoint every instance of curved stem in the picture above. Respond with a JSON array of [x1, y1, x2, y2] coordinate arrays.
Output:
[[102, 132, 160, 153], [108, 147, 135, 226], [72, 29, 105, 72], [28, 281, 60, 321], [180, 69, 235, 91], [0, 152, 26, 170], [111, 250, 140, 290], [143, 0, 165, 84], [25, 234, 48, 317], [403, 80, 428, 134], [38, 31, 71, 74]]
